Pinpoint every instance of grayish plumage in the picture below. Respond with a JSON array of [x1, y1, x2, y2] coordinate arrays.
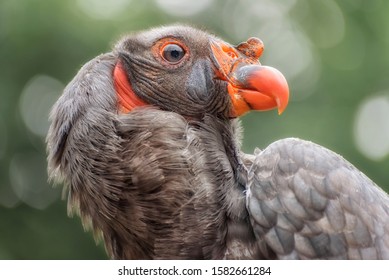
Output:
[[246, 139, 389, 259], [47, 25, 389, 259]]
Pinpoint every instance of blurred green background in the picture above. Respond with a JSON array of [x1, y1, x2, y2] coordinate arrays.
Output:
[[1, 0, 389, 259]]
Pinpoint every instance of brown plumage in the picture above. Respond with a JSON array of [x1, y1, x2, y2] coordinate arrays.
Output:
[[47, 25, 389, 259]]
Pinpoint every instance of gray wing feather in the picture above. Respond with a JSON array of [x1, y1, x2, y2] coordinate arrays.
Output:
[[245, 138, 389, 259]]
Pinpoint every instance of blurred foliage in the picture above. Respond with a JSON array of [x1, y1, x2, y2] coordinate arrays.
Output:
[[0, 0, 389, 259]]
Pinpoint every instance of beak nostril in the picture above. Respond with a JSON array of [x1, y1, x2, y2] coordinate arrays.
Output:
[[221, 44, 238, 59], [228, 51, 237, 59]]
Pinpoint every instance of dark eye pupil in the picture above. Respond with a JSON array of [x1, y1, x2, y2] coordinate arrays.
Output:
[[170, 49, 180, 59], [162, 44, 185, 63]]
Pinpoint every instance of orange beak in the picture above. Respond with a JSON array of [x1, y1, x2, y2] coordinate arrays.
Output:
[[210, 38, 289, 117]]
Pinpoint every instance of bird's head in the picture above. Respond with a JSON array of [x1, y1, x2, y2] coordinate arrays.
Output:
[[114, 25, 289, 119]]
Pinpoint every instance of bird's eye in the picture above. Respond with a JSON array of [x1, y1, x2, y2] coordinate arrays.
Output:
[[161, 44, 185, 63]]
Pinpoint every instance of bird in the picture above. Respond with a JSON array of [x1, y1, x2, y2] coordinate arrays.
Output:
[[46, 24, 389, 259]]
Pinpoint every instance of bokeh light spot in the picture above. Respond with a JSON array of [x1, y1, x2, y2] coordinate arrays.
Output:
[[354, 93, 389, 161], [19, 75, 64, 138]]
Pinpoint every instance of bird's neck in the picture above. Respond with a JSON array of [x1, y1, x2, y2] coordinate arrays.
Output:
[[192, 115, 244, 176], [189, 115, 249, 219], [189, 115, 258, 259]]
